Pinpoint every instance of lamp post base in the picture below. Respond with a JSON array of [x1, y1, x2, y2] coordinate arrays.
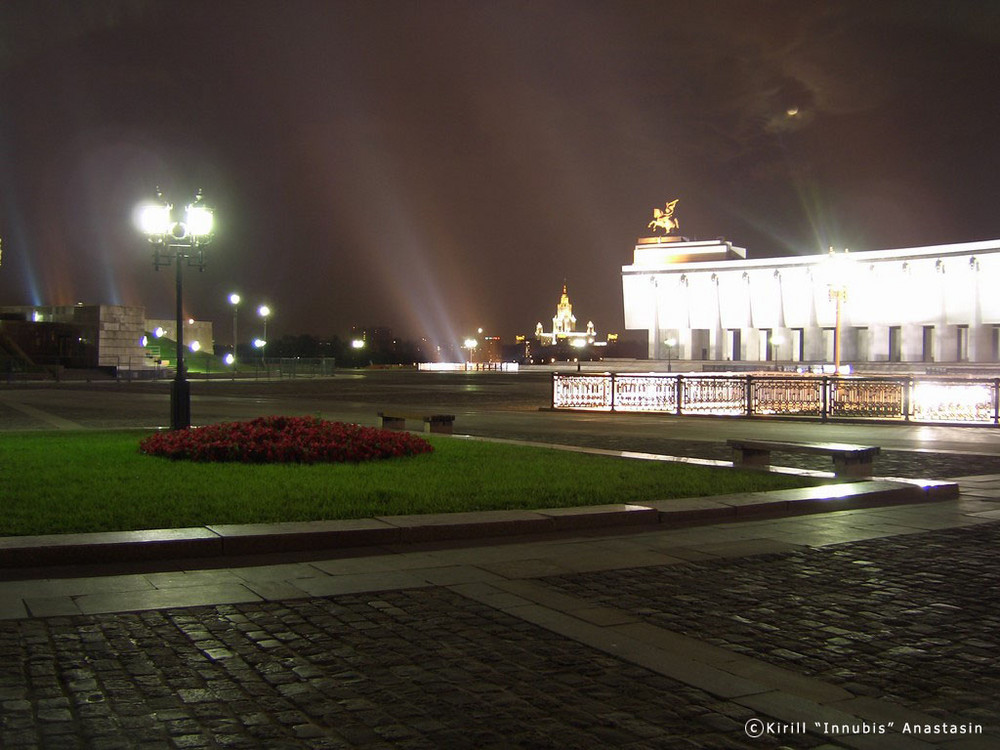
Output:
[[170, 378, 191, 430]]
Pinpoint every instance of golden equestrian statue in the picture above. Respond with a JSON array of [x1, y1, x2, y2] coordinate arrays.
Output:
[[648, 199, 680, 234]]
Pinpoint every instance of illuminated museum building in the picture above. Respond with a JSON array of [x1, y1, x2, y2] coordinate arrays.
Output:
[[622, 236, 1000, 366]]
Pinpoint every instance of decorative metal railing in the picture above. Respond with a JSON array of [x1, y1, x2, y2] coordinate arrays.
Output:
[[682, 376, 746, 415], [829, 379, 905, 420], [751, 377, 823, 417], [552, 372, 1000, 426], [613, 375, 679, 412]]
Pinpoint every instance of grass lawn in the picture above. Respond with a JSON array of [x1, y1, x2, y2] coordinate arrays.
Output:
[[0, 430, 823, 536]]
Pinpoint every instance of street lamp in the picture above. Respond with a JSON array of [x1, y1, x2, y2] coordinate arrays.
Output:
[[228, 293, 240, 370], [770, 333, 783, 364], [665, 337, 677, 372], [826, 248, 851, 375], [258, 305, 271, 358], [464, 337, 478, 363], [135, 188, 214, 430]]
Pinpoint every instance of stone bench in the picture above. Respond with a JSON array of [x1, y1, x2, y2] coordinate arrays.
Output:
[[377, 412, 455, 434], [727, 439, 880, 478]]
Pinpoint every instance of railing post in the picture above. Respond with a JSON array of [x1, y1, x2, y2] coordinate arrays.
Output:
[[551, 373, 557, 409], [821, 376, 829, 422], [610, 372, 616, 412], [903, 378, 912, 422], [994, 378, 999, 426], [746, 375, 753, 417], [675, 374, 683, 416]]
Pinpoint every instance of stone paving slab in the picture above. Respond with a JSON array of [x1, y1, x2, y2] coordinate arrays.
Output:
[[208, 518, 401, 556], [0, 528, 223, 568], [0, 479, 954, 571]]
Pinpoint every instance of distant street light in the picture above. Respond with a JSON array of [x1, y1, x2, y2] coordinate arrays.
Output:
[[770, 333, 783, 364], [258, 305, 271, 358], [135, 188, 214, 430], [464, 338, 478, 364], [665, 337, 677, 372], [228, 292, 241, 370]]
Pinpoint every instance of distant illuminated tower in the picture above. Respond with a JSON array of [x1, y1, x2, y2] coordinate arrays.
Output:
[[535, 283, 596, 346], [552, 284, 576, 337]]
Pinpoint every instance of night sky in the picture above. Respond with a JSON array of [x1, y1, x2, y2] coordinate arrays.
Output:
[[2, 0, 999, 346]]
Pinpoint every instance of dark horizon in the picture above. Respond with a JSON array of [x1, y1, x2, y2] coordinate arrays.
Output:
[[2, 1, 999, 343]]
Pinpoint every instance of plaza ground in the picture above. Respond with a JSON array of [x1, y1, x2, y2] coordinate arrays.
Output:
[[1, 369, 999, 748]]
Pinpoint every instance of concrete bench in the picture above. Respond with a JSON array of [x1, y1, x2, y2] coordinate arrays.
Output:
[[727, 439, 880, 478], [377, 412, 455, 434]]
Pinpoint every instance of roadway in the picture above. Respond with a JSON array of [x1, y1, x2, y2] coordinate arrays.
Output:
[[3, 368, 1000, 476]]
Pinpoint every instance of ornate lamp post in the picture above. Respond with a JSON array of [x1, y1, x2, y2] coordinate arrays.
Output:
[[135, 189, 214, 430], [826, 248, 851, 375]]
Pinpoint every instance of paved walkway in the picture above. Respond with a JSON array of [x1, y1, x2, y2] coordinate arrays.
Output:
[[2, 476, 999, 749]]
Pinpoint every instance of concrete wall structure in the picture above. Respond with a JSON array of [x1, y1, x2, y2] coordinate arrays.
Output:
[[622, 238, 1000, 365], [0, 305, 214, 371], [0, 304, 151, 370]]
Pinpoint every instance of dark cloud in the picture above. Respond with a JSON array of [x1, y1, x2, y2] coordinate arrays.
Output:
[[2, 0, 999, 342]]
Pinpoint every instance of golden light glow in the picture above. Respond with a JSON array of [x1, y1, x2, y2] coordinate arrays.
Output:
[[911, 382, 993, 423], [185, 204, 214, 236], [135, 202, 172, 235]]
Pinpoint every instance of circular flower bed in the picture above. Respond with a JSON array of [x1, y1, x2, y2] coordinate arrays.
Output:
[[139, 415, 434, 463]]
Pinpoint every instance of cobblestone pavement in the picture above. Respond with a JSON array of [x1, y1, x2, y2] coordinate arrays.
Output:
[[545, 522, 1000, 733], [3, 517, 1000, 747], [0, 588, 834, 750]]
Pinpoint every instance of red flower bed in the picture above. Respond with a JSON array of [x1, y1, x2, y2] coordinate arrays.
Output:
[[139, 415, 434, 464]]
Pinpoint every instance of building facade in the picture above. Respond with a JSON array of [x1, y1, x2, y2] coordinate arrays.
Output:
[[0, 304, 214, 371], [622, 237, 1000, 366], [0, 304, 151, 370]]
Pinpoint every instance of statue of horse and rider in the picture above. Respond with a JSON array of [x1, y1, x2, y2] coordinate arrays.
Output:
[[648, 199, 680, 234]]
